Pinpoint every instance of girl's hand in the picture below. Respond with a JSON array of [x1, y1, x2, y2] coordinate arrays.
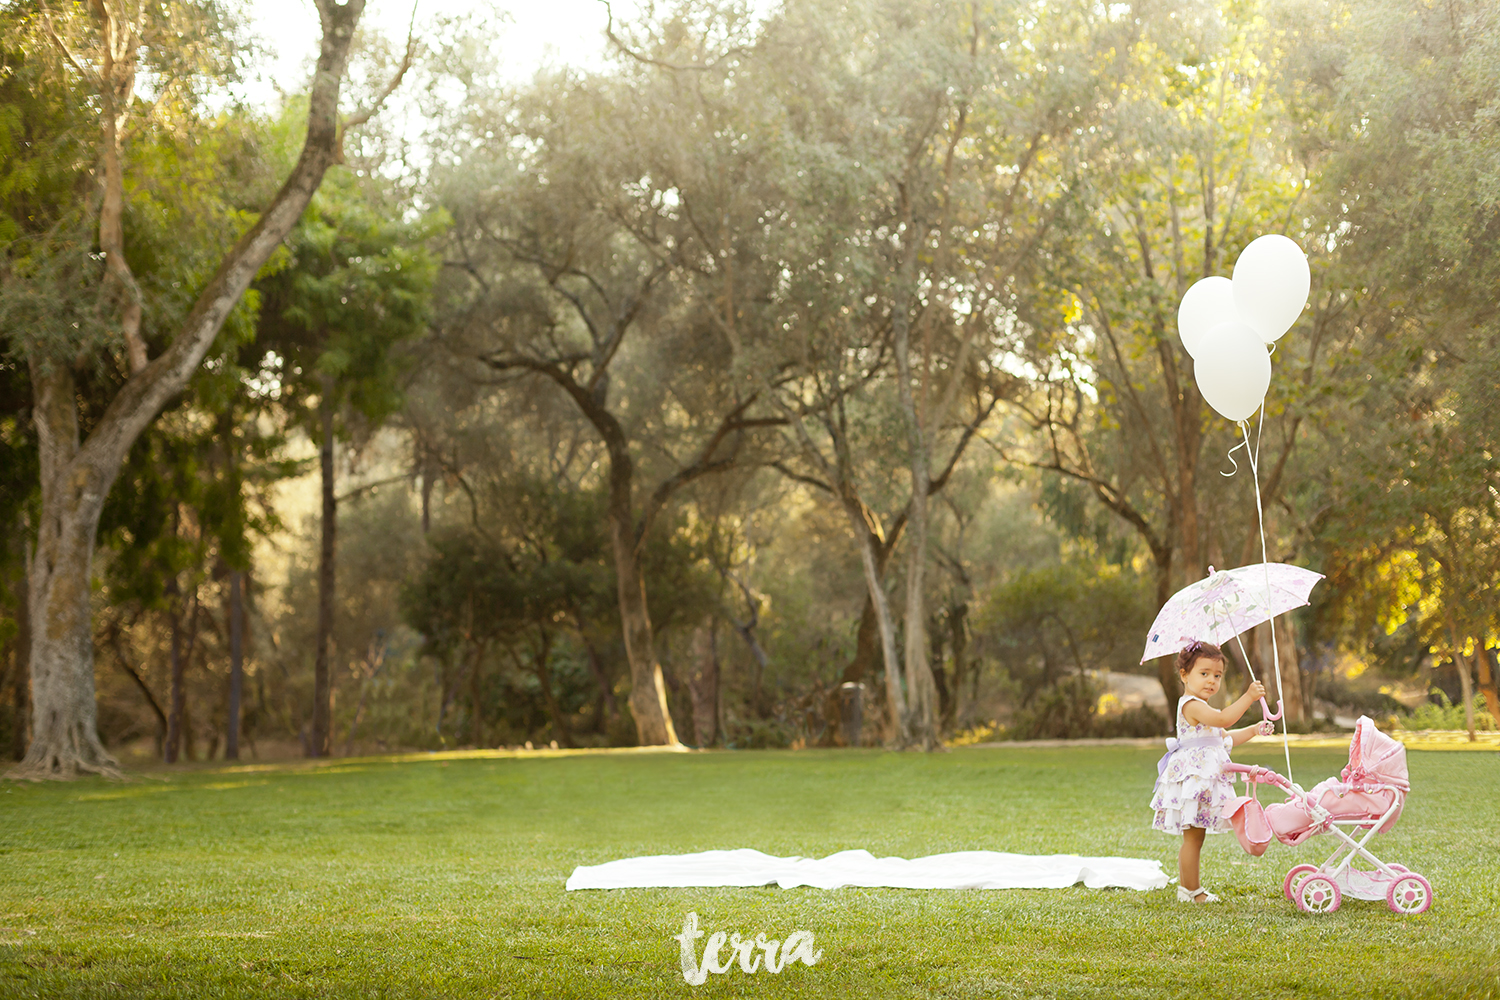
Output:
[[1245, 680, 1266, 702], [1257, 720, 1275, 737]]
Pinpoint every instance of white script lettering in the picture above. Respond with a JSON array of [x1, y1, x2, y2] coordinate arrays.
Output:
[[674, 912, 822, 985]]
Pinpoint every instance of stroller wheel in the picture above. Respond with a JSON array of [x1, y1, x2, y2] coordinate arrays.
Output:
[[1283, 864, 1319, 901], [1296, 875, 1341, 914], [1386, 873, 1432, 915]]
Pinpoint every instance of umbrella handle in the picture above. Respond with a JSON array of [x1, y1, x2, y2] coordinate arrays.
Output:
[[1260, 698, 1283, 722]]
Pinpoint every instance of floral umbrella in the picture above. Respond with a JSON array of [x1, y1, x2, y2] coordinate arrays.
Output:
[[1140, 563, 1325, 665]]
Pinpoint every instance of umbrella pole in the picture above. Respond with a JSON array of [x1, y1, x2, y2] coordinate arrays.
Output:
[[1241, 414, 1294, 785]]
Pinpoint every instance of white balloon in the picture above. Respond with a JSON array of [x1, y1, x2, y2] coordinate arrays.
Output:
[[1232, 234, 1310, 343], [1194, 319, 1271, 422], [1176, 276, 1238, 359]]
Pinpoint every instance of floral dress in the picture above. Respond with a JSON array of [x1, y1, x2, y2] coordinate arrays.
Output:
[[1150, 694, 1235, 834]]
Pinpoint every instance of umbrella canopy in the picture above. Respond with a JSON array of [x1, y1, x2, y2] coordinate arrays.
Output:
[[1140, 563, 1324, 664]]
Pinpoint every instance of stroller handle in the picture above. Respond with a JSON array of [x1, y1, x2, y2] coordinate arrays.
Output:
[[1223, 762, 1292, 791], [1259, 697, 1284, 722]]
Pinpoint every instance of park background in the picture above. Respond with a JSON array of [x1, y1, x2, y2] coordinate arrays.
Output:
[[2, 0, 1499, 770]]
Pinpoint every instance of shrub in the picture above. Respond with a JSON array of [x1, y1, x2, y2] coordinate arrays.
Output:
[[724, 716, 795, 749], [1397, 690, 1497, 731], [1092, 705, 1170, 738], [1007, 676, 1168, 740]]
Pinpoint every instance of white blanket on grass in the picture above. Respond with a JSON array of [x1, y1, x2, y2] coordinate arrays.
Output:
[[565, 848, 1168, 891]]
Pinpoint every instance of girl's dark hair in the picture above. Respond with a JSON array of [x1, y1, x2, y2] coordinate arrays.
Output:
[[1176, 640, 1225, 674]]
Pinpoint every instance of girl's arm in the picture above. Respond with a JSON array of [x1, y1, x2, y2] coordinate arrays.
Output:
[[1229, 720, 1276, 747], [1181, 681, 1266, 728]]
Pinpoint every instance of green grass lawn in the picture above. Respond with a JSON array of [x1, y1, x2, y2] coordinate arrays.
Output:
[[2, 745, 1497, 999]]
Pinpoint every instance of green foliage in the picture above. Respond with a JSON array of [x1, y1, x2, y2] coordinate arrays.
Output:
[[254, 166, 443, 435], [0, 35, 108, 368], [1285, 0, 1500, 665], [975, 559, 1154, 692], [1004, 674, 1168, 740], [397, 475, 719, 747], [1398, 689, 1497, 733]]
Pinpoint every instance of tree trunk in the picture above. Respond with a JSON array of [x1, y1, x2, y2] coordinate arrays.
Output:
[[529, 630, 573, 748], [577, 631, 618, 732], [19, 364, 118, 777], [1253, 618, 1303, 725], [11, 549, 30, 761], [930, 613, 950, 731], [688, 623, 719, 747], [1277, 616, 1304, 725], [471, 643, 485, 747], [1150, 562, 1183, 716], [226, 570, 245, 760], [900, 484, 939, 748], [1455, 651, 1476, 742], [1444, 615, 1476, 742], [841, 596, 880, 685], [109, 624, 166, 758], [849, 512, 908, 745], [605, 453, 678, 747], [1476, 645, 1499, 725], [892, 228, 940, 750], [943, 603, 968, 732], [14, 0, 369, 780], [164, 580, 186, 763], [311, 380, 336, 757], [343, 635, 386, 756]]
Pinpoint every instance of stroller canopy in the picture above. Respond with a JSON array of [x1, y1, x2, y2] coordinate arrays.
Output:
[[1343, 716, 1409, 791]]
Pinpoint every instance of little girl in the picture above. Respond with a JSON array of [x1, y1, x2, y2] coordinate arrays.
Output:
[[1150, 640, 1275, 902]]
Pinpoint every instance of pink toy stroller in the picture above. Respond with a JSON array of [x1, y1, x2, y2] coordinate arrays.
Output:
[[1223, 716, 1432, 914]]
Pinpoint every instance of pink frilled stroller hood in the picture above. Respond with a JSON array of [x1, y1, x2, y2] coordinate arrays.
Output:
[[1343, 716, 1409, 791], [1257, 716, 1408, 845]]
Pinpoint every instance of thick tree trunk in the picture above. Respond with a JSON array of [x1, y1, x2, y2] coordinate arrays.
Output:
[[226, 570, 245, 760], [609, 509, 679, 746], [601, 432, 679, 746], [14, 0, 368, 780], [311, 384, 336, 757], [18, 364, 118, 777]]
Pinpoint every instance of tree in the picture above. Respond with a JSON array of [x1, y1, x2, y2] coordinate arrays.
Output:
[[4, 0, 401, 777], [425, 17, 796, 746], [693, 0, 1135, 744], [252, 170, 439, 757], [1279, 0, 1500, 731], [996, 2, 1326, 713]]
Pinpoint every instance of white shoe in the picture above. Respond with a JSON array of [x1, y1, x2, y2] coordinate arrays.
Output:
[[1177, 884, 1220, 903]]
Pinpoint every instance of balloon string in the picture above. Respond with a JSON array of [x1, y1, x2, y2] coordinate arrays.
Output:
[[1242, 410, 1293, 785], [1222, 434, 1249, 478]]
